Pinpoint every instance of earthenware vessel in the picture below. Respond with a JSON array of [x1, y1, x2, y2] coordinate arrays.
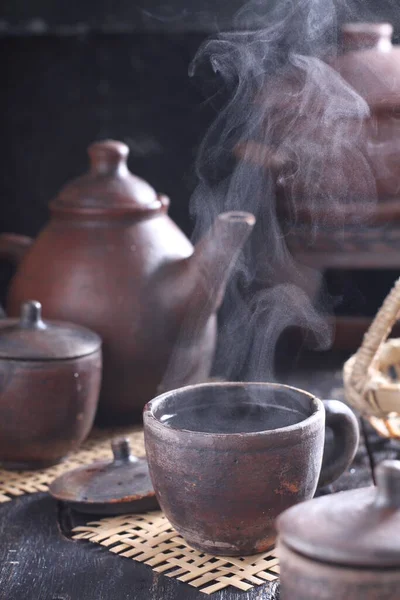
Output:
[[0, 140, 255, 424], [277, 459, 400, 600], [238, 22, 400, 223], [49, 438, 158, 514], [143, 381, 359, 556], [0, 300, 102, 469]]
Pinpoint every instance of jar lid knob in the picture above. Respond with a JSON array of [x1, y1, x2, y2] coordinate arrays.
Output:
[[19, 300, 46, 330], [375, 460, 400, 508], [111, 438, 137, 464], [88, 140, 129, 176]]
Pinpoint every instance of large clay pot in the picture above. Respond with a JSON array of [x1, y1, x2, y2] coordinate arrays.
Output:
[[237, 22, 400, 225], [0, 140, 255, 424], [332, 23, 400, 204]]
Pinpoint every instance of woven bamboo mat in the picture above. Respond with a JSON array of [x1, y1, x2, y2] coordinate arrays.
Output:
[[0, 426, 144, 503], [1, 427, 279, 594], [72, 511, 279, 595]]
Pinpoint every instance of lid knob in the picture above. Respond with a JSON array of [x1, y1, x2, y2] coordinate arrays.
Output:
[[342, 22, 393, 52], [375, 460, 400, 508], [88, 140, 129, 176], [19, 300, 46, 330], [111, 438, 137, 464]]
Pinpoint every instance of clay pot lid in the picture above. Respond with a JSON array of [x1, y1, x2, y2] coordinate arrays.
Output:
[[50, 140, 169, 216], [277, 460, 400, 568], [330, 22, 400, 111], [49, 438, 159, 515], [0, 300, 101, 360]]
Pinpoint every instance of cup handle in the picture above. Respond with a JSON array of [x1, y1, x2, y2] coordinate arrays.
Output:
[[318, 399, 360, 488]]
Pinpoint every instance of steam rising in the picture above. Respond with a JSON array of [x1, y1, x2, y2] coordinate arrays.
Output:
[[156, 0, 394, 395], [183, 0, 379, 382]]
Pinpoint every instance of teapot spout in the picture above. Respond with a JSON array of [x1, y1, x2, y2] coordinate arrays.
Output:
[[191, 211, 256, 312]]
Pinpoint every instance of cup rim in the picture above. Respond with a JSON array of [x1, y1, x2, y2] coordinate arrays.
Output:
[[144, 381, 323, 439]]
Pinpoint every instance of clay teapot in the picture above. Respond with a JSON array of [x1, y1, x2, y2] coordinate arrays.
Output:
[[236, 22, 400, 226], [277, 459, 400, 600], [0, 140, 255, 424]]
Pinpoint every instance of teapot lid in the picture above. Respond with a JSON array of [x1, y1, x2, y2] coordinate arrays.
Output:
[[0, 301, 101, 360], [331, 22, 400, 111], [277, 460, 400, 568], [50, 140, 169, 217]]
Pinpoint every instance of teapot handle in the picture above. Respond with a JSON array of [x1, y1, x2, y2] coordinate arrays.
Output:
[[0, 233, 33, 317], [0, 233, 33, 265]]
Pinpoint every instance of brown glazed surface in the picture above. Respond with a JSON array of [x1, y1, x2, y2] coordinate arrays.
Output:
[[0, 141, 255, 424], [144, 383, 326, 556], [0, 351, 102, 468], [278, 541, 400, 600]]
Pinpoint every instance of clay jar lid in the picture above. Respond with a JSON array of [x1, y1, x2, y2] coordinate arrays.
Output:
[[50, 139, 169, 217], [277, 460, 400, 568], [49, 438, 158, 515], [0, 300, 101, 360], [331, 22, 400, 111]]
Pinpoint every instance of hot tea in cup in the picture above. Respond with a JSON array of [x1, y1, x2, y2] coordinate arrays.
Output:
[[144, 382, 359, 556]]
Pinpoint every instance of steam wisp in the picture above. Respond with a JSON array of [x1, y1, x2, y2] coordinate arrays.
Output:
[[185, 0, 379, 383], [159, 0, 394, 402]]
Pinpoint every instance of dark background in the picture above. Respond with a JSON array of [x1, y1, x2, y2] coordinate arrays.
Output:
[[1, 0, 400, 311]]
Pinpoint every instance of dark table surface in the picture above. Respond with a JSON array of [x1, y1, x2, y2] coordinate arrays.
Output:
[[0, 353, 399, 600]]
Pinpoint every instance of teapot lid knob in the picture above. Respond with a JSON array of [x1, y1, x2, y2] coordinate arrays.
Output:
[[52, 139, 165, 216], [88, 140, 129, 175], [375, 460, 400, 508], [19, 300, 46, 330]]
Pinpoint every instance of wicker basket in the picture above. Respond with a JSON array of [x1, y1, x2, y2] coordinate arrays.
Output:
[[343, 277, 400, 439]]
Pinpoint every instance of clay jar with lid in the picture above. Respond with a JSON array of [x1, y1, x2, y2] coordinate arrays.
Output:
[[0, 301, 102, 469], [277, 460, 400, 600]]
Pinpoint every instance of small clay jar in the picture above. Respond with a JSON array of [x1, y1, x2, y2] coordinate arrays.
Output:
[[0, 301, 102, 469], [277, 460, 400, 600]]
